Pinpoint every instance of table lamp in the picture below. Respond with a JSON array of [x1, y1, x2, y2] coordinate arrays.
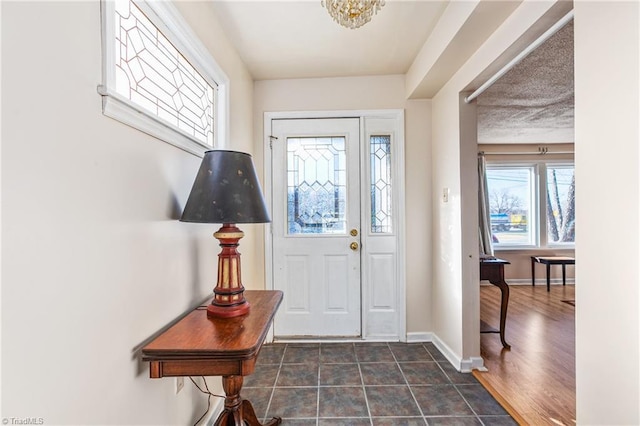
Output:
[[180, 150, 270, 318]]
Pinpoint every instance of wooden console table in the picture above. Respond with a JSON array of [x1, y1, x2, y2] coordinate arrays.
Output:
[[142, 290, 283, 426], [531, 256, 575, 292], [480, 258, 511, 349]]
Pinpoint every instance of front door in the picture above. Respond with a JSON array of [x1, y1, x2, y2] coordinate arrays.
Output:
[[271, 118, 361, 337]]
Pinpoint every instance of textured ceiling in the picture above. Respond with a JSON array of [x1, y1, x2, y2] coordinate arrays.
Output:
[[477, 20, 574, 144]]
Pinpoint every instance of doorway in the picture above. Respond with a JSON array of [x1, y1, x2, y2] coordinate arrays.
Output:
[[264, 111, 406, 340]]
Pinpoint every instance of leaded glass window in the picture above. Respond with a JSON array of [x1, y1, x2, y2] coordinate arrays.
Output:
[[370, 135, 392, 233], [114, 0, 215, 146], [287, 137, 347, 235]]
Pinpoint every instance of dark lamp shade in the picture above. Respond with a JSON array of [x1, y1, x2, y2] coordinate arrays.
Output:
[[180, 150, 270, 224]]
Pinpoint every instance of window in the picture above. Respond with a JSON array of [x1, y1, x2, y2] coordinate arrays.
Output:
[[546, 165, 575, 244], [99, 0, 228, 155], [370, 135, 392, 233], [486, 166, 536, 246], [487, 162, 575, 248], [286, 137, 347, 235]]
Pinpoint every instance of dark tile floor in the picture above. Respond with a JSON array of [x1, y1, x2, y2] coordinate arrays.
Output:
[[241, 342, 516, 425]]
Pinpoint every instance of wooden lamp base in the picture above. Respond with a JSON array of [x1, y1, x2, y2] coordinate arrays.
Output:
[[208, 223, 250, 318]]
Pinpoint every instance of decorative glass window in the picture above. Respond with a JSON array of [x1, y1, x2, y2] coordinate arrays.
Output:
[[370, 135, 392, 233], [99, 0, 228, 155], [286, 137, 347, 235]]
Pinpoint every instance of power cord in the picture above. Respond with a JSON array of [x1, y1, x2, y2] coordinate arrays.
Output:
[[189, 376, 225, 426]]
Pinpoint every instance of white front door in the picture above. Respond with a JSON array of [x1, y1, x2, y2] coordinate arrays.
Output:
[[267, 112, 405, 340], [271, 118, 361, 337]]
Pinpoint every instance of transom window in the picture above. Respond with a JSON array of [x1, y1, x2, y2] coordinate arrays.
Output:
[[99, 0, 228, 155]]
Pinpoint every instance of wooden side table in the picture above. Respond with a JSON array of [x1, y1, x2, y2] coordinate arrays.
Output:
[[531, 256, 575, 291], [480, 258, 511, 349], [142, 290, 283, 426]]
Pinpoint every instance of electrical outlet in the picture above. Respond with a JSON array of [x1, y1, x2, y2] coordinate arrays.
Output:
[[175, 377, 184, 394]]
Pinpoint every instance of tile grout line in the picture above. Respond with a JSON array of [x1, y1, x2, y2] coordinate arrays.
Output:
[[315, 344, 321, 425], [452, 383, 482, 421], [429, 343, 485, 422], [354, 342, 375, 426], [259, 342, 515, 425], [391, 342, 429, 425], [262, 344, 285, 423]]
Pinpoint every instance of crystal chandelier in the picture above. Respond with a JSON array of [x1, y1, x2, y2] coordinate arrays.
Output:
[[321, 0, 385, 30]]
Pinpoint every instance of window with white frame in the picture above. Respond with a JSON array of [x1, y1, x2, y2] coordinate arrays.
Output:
[[99, 0, 228, 155], [487, 162, 575, 248], [545, 164, 575, 244]]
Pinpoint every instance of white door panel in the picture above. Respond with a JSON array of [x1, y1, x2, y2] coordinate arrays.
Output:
[[271, 118, 361, 337]]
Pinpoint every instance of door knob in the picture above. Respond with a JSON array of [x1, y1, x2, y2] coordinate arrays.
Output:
[[350, 229, 358, 237], [350, 242, 359, 251]]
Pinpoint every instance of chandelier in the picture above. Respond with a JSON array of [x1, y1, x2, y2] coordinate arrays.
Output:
[[321, 0, 385, 30]]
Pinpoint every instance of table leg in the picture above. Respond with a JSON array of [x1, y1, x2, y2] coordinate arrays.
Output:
[[546, 263, 551, 292], [531, 257, 536, 286], [215, 376, 282, 426], [494, 279, 511, 349], [562, 264, 566, 286]]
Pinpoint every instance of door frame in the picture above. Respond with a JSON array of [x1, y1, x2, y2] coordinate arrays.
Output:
[[263, 110, 407, 341]]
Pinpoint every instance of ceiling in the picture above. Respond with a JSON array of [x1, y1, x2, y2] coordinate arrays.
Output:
[[477, 20, 574, 144], [209, 1, 574, 144], [210, 1, 449, 80]]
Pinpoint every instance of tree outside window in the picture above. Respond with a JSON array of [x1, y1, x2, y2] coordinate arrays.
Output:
[[546, 166, 575, 243]]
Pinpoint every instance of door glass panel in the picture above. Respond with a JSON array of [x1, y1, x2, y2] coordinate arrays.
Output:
[[370, 135, 392, 233], [287, 137, 347, 235]]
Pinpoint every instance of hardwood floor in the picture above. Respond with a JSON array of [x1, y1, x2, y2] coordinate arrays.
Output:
[[474, 284, 575, 426]]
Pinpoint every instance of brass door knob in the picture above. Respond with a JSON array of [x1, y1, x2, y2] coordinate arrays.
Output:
[[350, 229, 358, 237], [350, 242, 359, 251]]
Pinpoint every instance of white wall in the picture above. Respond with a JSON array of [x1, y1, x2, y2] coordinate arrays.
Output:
[[430, 0, 569, 363], [430, 0, 640, 420], [1, 1, 254, 424], [574, 2, 640, 423], [253, 75, 433, 335]]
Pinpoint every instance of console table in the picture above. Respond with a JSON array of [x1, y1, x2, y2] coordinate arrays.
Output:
[[531, 256, 575, 291], [142, 290, 283, 426], [480, 258, 511, 349]]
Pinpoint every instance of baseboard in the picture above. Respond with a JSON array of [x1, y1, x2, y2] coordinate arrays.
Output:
[[460, 356, 486, 372], [482, 278, 575, 286], [273, 337, 400, 343], [405, 333, 486, 372], [405, 332, 433, 343], [429, 335, 459, 369]]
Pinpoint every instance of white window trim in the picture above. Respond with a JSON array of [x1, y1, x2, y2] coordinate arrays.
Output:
[[488, 159, 575, 251], [98, 0, 229, 157], [487, 163, 539, 250]]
